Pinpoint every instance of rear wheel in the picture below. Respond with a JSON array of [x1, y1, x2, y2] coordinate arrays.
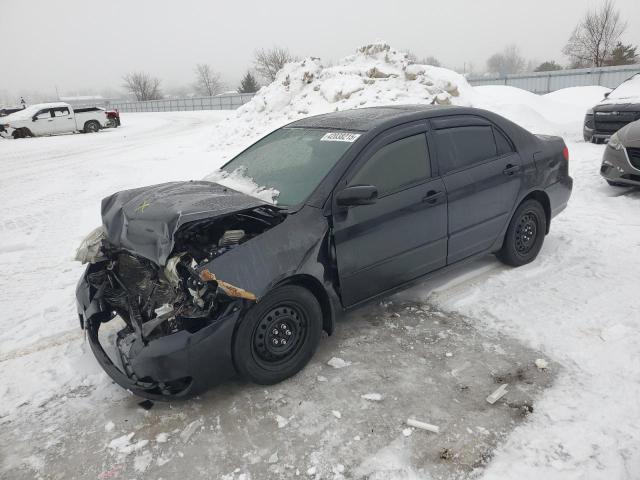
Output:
[[233, 285, 322, 385], [497, 199, 546, 267], [84, 120, 100, 133]]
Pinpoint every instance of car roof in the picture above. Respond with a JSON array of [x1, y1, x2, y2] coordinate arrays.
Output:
[[287, 104, 471, 132]]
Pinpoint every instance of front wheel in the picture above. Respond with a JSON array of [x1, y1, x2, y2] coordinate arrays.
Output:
[[83, 120, 100, 133], [233, 285, 322, 385], [497, 199, 546, 267]]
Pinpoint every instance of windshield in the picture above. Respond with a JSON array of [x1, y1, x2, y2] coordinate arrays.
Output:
[[221, 127, 360, 206], [608, 74, 640, 100]]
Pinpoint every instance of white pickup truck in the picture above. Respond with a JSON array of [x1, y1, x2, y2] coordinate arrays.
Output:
[[0, 102, 109, 139]]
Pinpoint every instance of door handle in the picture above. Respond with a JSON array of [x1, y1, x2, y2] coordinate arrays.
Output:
[[422, 190, 444, 204], [503, 164, 521, 176]]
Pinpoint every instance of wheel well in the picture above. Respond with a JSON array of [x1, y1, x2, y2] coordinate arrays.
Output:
[[277, 275, 334, 335], [85, 120, 99, 129], [521, 190, 551, 233]]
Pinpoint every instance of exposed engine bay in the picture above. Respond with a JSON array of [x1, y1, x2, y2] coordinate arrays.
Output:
[[79, 205, 285, 393]]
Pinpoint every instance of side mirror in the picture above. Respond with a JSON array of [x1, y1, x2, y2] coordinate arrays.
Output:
[[32, 116, 37, 122], [336, 185, 378, 207], [604, 92, 610, 98]]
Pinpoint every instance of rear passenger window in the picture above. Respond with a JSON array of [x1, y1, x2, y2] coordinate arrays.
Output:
[[434, 126, 497, 172], [351, 134, 430, 195], [494, 128, 514, 155]]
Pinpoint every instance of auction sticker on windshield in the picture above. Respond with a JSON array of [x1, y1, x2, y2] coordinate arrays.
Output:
[[321, 132, 361, 142]]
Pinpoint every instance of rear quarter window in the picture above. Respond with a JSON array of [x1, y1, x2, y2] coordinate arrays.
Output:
[[434, 126, 497, 173]]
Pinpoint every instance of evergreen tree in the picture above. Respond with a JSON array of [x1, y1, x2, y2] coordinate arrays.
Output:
[[238, 71, 260, 94], [606, 42, 638, 66], [534, 61, 563, 72]]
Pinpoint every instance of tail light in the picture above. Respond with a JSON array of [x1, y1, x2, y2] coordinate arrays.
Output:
[[562, 146, 569, 161]]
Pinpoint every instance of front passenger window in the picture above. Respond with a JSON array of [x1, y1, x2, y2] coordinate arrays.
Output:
[[35, 109, 51, 119], [351, 134, 430, 195]]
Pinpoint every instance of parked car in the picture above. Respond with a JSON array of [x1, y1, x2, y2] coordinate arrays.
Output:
[[106, 109, 121, 128], [584, 73, 640, 143], [0, 106, 23, 117], [75, 105, 573, 400], [600, 118, 640, 187], [0, 102, 108, 139]]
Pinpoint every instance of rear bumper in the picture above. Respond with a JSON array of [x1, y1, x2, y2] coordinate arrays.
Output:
[[76, 265, 241, 400], [546, 175, 573, 219]]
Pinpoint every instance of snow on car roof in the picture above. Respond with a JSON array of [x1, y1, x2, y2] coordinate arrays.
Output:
[[288, 104, 456, 131], [2, 102, 71, 121], [603, 73, 640, 103]]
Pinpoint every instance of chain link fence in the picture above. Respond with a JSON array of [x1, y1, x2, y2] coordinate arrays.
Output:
[[104, 93, 255, 113], [467, 64, 640, 94]]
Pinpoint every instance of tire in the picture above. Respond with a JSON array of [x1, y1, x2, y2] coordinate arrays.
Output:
[[233, 285, 322, 385], [12, 128, 25, 139], [83, 120, 100, 133], [497, 199, 547, 267]]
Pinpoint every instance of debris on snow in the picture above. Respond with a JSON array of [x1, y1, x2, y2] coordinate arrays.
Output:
[[180, 418, 204, 443], [268, 452, 279, 464], [402, 428, 413, 437], [332, 410, 342, 419], [275, 415, 289, 428], [306, 466, 317, 475], [486, 384, 509, 405], [535, 358, 549, 370], [133, 450, 153, 473], [316, 375, 328, 382], [361, 393, 383, 402], [104, 421, 115, 432], [155, 432, 169, 443], [445, 352, 453, 357], [327, 357, 351, 369], [406, 418, 440, 433], [107, 433, 149, 455]]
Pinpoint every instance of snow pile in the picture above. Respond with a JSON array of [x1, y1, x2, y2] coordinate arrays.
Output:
[[207, 43, 475, 165]]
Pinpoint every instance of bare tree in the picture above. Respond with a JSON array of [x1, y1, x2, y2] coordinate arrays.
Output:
[[563, 0, 627, 67], [254, 47, 298, 82], [193, 64, 223, 96], [122, 72, 162, 101], [487, 45, 526, 75]]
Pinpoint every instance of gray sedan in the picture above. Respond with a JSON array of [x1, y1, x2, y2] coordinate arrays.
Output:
[[600, 119, 640, 187]]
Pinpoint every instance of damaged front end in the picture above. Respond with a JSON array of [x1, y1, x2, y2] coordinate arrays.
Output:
[[76, 181, 285, 399]]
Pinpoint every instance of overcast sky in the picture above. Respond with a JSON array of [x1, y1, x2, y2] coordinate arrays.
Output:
[[1, 0, 639, 99]]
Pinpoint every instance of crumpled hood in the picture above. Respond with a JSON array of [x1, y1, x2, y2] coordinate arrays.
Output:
[[101, 180, 271, 265]]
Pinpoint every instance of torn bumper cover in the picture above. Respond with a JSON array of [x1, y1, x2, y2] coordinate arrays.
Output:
[[77, 262, 245, 399]]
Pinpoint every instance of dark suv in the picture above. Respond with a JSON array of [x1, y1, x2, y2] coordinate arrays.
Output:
[[584, 73, 640, 143]]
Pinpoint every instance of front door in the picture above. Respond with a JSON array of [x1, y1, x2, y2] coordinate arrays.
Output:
[[332, 124, 448, 307]]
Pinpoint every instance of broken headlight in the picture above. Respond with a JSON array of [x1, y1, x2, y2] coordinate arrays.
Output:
[[75, 226, 107, 264]]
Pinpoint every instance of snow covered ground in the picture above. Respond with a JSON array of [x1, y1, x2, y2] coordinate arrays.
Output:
[[1, 44, 639, 479]]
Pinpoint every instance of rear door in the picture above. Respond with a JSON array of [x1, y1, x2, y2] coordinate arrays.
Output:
[[431, 115, 522, 263], [332, 122, 448, 306], [50, 106, 75, 133]]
